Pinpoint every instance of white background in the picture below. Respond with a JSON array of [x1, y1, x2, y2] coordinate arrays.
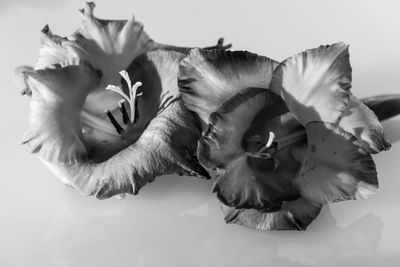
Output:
[[1, 0, 400, 266]]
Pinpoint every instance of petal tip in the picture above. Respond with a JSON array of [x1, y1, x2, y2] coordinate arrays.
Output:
[[79, 2, 95, 16]]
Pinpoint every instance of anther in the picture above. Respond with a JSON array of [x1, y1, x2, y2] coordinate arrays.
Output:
[[105, 109, 124, 134], [258, 132, 276, 154], [118, 99, 130, 124], [266, 131, 276, 148]]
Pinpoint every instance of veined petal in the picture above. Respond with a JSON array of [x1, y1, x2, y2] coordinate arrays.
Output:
[[178, 49, 278, 129], [221, 197, 322, 231], [64, 2, 158, 116], [338, 95, 390, 153], [37, 50, 207, 197], [270, 42, 352, 126], [200, 88, 300, 209], [271, 43, 390, 153], [199, 88, 287, 168], [294, 122, 378, 204], [21, 61, 102, 163], [41, 100, 209, 199], [35, 25, 71, 69]]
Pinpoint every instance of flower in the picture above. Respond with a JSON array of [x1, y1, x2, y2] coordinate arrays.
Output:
[[178, 44, 393, 230], [14, 2, 231, 198]]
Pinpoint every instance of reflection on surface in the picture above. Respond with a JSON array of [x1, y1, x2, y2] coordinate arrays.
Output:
[[1, 126, 400, 267], [1, 174, 389, 267], [0, 122, 399, 267]]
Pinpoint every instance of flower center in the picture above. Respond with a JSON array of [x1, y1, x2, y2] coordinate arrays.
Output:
[[104, 70, 144, 135], [246, 128, 307, 170]]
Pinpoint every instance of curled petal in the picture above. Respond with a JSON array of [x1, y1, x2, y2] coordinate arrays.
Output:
[[63, 2, 158, 116], [35, 25, 71, 69], [23, 49, 208, 197], [178, 49, 278, 129], [21, 61, 102, 163], [294, 122, 378, 204], [42, 101, 209, 198], [271, 42, 390, 153], [271, 42, 352, 126], [14, 65, 34, 96], [221, 198, 322, 231], [339, 95, 390, 153], [200, 88, 300, 209]]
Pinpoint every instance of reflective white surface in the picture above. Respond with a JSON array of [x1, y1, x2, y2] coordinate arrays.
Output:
[[1, 1, 400, 266]]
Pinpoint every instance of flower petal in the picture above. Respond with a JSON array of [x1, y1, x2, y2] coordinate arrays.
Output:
[[198, 88, 287, 168], [22, 49, 209, 196], [63, 2, 158, 116], [362, 94, 400, 121], [41, 100, 209, 198], [338, 95, 390, 153], [35, 25, 71, 69], [199, 88, 302, 209], [21, 61, 102, 163], [80, 50, 187, 160], [271, 42, 390, 153], [221, 197, 322, 231], [178, 49, 278, 129], [270, 42, 352, 126], [294, 122, 378, 204]]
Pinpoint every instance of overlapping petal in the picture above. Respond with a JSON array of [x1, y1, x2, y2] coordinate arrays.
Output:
[[200, 88, 299, 209], [15, 2, 397, 231], [19, 60, 102, 163], [15, 2, 211, 198], [293, 122, 378, 204], [42, 99, 208, 199], [178, 49, 278, 129], [178, 43, 394, 230], [270, 42, 390, 153]]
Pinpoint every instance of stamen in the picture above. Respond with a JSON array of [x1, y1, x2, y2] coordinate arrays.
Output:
[[106, 70, 143, 125], [266, 131, 276, 148], [118, 99, 130, 124], [105, 109, 124, 134]]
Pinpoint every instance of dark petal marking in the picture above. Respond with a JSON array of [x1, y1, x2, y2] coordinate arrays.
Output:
[[200, 88, 299, 210], [105, 109, 124, 135], [198, 88, 287, 169], [119, 100, 130, 124]]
